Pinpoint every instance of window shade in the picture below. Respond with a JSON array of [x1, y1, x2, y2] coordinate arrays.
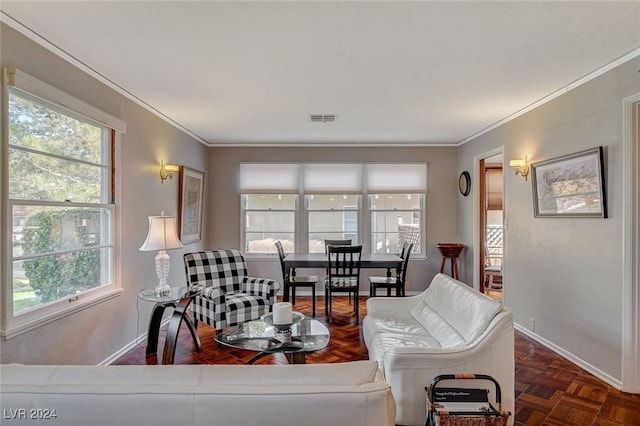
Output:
[[366, 163, 427, 192], [303, 163, 363, 193], [486, 168, 503, 210], [239, 163, 299, 193]]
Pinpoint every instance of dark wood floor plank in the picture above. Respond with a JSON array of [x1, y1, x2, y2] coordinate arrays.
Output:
[[115, 295, 639, 425]]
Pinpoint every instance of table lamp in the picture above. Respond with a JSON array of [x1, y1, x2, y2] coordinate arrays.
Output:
[[139, 211, 183, 297]]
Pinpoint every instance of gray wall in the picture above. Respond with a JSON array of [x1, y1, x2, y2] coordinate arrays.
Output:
[[206, 146, 459, 292], [0, 24, 207, 364], [458, 56, 640, 381]]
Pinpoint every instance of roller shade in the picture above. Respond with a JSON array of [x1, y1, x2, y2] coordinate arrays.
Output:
[[366, 163, 427, 193], [239, 163, 299, 193], [303, 163, 363, 193]]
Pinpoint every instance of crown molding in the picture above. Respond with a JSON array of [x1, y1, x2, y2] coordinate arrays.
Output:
[[458, 47, 640, 146], [1, 11, 209, 146]]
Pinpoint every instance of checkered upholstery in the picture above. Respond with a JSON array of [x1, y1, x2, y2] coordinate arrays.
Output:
[[183, 250, 280, 329]]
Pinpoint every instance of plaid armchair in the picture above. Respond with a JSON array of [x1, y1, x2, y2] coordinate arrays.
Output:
[[183, 250, 280, 329]]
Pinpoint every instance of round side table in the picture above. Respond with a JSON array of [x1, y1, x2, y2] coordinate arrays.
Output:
[[436, 243, 465, 280], [138, 286, 202, 364]]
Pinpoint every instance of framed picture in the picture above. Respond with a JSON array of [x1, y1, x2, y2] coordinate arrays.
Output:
[[178, 166, 205, 243], [531, 146, 607, 218]]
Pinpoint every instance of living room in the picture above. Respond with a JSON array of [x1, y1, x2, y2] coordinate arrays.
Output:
[[1, 1, 640, 424]]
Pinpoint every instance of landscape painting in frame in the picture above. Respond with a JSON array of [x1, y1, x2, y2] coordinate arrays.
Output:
[[531, 146, 607, 218], [179, 167, 205, 243]]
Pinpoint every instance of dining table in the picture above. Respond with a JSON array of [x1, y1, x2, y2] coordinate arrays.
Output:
[[281, 252, 403, 303]]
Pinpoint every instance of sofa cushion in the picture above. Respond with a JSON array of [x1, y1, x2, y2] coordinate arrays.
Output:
[[423, 273, 502, 342], [409, 302, 466, 347], [1, 362, 395, 426]]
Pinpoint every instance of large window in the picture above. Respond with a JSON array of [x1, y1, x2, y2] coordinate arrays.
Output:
[[240, 164, 299, 254], [307, 195, 360, 253], [4, 68, 124, 338], [367, 163, 426, 255], [242, 194, 296, 253], [370, 194, 422, 254], [240, 162, 426, 255]]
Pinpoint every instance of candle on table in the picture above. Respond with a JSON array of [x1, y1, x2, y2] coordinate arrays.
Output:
[[273, 302, 293, 324]]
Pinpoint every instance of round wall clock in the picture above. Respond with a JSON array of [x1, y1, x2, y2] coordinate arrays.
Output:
[[458, 171, 471, 196]]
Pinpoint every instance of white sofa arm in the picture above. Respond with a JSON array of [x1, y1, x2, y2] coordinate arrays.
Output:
[[380, 310, 514, 426]]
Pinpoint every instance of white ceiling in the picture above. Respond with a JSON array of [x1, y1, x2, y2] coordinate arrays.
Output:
[[2, 1, 640, 147]]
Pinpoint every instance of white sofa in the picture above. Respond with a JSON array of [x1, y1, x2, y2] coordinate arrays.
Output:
[[0, 361, 394, 426], [363, 273, 514, 426]]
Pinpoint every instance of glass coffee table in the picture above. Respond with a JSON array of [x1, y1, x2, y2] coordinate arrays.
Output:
[[215, 314, 330, 364]]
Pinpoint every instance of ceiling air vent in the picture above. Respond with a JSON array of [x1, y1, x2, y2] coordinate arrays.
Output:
[[309, 114, 337, 123]]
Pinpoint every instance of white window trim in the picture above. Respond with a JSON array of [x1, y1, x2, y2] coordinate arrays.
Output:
[[2, 68, 124, 339]]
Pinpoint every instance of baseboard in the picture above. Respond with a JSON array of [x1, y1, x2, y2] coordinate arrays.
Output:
[[514, 323, 622, 390], [101, 317, 170, 366]]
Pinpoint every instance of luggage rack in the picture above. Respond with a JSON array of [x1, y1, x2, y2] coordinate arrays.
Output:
[[425, 373, 511, 426]]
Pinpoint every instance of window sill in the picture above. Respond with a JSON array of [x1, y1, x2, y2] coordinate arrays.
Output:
[[2, 288, 123, 340]]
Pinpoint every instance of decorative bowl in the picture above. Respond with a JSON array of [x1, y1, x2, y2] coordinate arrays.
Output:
[[261, 311, 305, 330], [436, 243, 465, 257]]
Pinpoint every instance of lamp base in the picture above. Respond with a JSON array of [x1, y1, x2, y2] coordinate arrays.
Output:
[[154, 250, 171, 297], [154, 284, 171, 298]]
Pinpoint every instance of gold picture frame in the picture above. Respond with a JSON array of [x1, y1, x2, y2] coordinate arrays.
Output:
[[178, 166, 205, 243]]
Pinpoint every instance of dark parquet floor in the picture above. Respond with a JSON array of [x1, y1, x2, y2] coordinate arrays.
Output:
[[115, 296, 640, 425]]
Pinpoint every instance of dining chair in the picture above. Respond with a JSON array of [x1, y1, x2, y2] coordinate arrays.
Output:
[[323, 239, 352, 301], [325, 245, 362, 323], [275, 240, 317, 317], [324, 239, 352, 251], [369, 242, 413, 297]]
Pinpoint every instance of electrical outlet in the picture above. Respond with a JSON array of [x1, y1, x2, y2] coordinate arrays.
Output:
[[528, 318, 535, 332]]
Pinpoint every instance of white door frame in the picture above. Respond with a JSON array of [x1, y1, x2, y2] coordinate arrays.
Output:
[[472, 146, 504, 291], [622, 94, 640, 393]]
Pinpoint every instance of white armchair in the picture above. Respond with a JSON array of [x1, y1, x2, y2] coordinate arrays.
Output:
[[363, 273, 514, 426]]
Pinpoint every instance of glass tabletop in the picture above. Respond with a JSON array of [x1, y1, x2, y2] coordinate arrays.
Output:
[[216, 318, 330, 354], [137, 286, 201, 304]]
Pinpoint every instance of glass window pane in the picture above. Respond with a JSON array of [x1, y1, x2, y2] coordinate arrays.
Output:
[[245, 211, 295, 233], [246, 234, 295, 253], [370, 194, 422, 254], [13, 247, 111, 315], [13, 206, 109, 257], [307, 194, 359, 210], [308, 233, 357, 253], [9, 148, 105, 203], [309, 211, 354, 232], [242, 194, 296, 254], [370, 193, 421, 210], [8, 89, 104, 164], [243, 194, 296, 210], [372, 232, 400, 254]]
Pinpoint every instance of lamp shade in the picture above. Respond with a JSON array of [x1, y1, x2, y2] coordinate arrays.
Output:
[[139, 214, 183, 251]]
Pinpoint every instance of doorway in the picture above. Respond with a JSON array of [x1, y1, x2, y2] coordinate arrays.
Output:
[[479, 154, 504, 302]]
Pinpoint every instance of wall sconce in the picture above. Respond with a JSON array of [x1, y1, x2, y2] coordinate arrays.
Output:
[[509, 155, 530, 181], [159, 161, 180, 183]]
